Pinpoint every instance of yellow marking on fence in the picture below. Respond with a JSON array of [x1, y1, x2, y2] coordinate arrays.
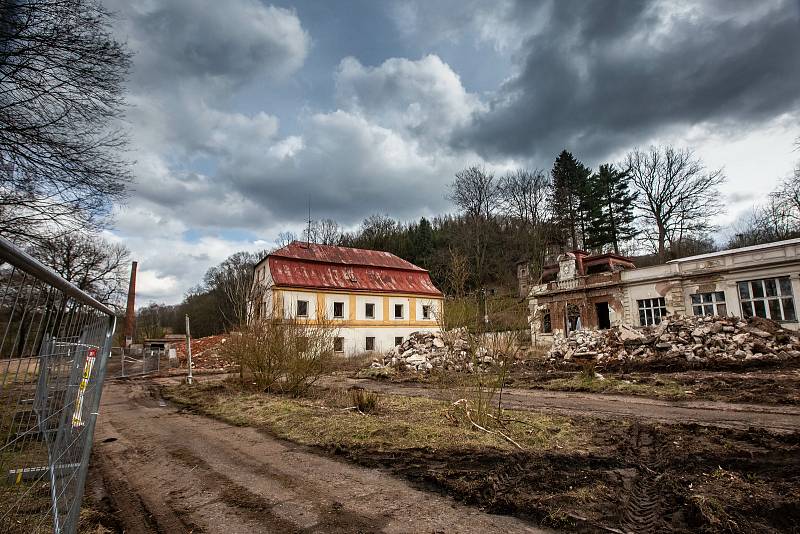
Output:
[[72, 348, 97, 428]]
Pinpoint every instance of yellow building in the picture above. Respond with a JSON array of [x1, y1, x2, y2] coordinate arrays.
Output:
[[253, 241, 443, 355]]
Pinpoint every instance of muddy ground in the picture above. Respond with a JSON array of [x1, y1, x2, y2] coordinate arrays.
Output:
[[340, 422, 800, 533], [161, 376, 800, 533], [91, 378, 545, 534]]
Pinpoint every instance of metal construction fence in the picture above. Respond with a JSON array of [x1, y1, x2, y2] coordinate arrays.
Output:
[[114, 347, 162, 378], [0, 236, 116, 534]]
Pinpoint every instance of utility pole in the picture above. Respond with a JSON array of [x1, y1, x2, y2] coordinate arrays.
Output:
[[479, 288, 489, 332], [185, 314, 193, 385]]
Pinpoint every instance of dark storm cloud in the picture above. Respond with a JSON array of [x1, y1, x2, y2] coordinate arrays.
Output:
[[109, 0, 309, 90], [455, 0, 800, 163]]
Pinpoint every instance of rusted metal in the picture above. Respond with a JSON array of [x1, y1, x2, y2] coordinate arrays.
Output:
[[265, 242, 442, 296]]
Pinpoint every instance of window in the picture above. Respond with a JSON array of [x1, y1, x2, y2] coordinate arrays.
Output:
[[738, 277, 796, 322], [638, 297, 667, 326], [394, 304, 404, 319], [422, 305, 431, 319], [394, 336, 403, 346], [296, 300, 309, 317], [542, 312, 552, 334], [334, 337, 344, 353], [365, 302, 375, 319], [365, 336, 375, 351], [333, 301, 344, 318], [691, 291, 727, 317]]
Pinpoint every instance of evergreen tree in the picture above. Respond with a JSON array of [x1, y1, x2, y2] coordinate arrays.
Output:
[[549, 150, 592, 250], [587, 164, 638, 253], [413, 217, 435, 264]]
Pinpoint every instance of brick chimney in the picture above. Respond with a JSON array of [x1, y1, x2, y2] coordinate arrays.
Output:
[[124, 261, 137, 347]]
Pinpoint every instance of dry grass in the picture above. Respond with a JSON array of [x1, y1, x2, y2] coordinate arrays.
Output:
[[333, 352, 375, 374], [349, 387, 379, 414], [162, 380, 583, 452], [541, 374, 686, 400]]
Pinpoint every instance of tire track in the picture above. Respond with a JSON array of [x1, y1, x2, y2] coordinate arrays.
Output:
[[620, 424, 663, 534]]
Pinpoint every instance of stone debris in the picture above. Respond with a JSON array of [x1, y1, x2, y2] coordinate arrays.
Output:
[[173, 334, 236, 371], [374, 330, 504, 373], [548, 315, 800, 368]]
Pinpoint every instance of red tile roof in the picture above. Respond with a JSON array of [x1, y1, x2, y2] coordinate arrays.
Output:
[[264, 241, 442, 296]]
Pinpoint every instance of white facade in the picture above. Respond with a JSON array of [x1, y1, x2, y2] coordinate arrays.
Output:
[[260, 284, 442, 357], [336, 326, 440, 356]]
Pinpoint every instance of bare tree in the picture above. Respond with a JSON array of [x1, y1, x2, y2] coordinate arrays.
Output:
[[354, 214, 397, 250], [204, 250, 269, 328], [275, 231, 297, 248], [0, 0, 132, 242], [448, 166, 500, 284], [28, 233, 130, 305], [770, 172, 800, 226], [303, 218, 341, 245], [498, 168, 549, 227], [624, 146, 725, 261], [449, 165, 499, 221], [446, 246, 470, 298], [728, 180, 800, 249]]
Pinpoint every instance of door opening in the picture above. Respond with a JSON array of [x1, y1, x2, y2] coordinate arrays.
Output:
[[595, 302, 611, 329]]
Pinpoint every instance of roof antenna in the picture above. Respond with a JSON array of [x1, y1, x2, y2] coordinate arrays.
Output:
[[305, 197, 312, 248]]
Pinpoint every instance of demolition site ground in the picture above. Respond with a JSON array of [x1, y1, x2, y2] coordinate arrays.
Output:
[[79, 371, 800, 534]]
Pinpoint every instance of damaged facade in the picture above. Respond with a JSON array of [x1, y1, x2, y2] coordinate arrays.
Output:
[[253, 241, 443, 356], [527, 238, 800, 338]]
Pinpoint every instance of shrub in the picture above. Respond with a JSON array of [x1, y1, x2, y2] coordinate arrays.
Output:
[[221, 316, 337, 396], [349, 387, 379, 413]]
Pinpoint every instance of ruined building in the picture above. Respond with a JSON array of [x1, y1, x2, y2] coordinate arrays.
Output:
[[525, 238, 800, 338]]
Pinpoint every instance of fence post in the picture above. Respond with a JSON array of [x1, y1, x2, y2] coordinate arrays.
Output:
[[185, 314, 193, 385]]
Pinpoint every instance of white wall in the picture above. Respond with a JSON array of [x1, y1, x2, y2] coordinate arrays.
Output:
[[415, 297, 440, 323], [335, 326, 440, 356], [323, 293, 350, 321], [281, 290, 318, 319], [355, 295, 383, 320], [388, 297, 410, 321]]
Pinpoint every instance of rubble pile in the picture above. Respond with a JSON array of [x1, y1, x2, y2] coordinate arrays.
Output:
[[173, 334, 236, 371], [548, 315, 800, 369], [371, 330, 501, 373]]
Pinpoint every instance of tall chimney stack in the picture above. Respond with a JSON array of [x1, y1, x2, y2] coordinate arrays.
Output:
[[124, 261, 137, 347]]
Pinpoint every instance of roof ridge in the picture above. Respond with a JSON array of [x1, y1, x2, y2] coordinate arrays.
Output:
[[267, 240, 426, 271]]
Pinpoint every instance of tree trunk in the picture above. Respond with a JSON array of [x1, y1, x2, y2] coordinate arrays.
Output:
[[657, 225, 667, 262]]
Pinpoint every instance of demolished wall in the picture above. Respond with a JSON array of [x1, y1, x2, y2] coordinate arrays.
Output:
[[548, 315, 800, 370]]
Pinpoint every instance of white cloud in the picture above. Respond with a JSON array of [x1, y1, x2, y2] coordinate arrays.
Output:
[[335, 55, 485, 138]]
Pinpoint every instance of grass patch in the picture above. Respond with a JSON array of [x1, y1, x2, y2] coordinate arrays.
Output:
[[162, 380, 583, 452], [541, 374, 687, 400]]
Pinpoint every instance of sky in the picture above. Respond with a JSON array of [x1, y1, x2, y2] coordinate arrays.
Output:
[[101, 0, 800, 306]]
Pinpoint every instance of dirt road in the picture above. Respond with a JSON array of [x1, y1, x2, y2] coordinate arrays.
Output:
[[91, 379, 548, 534], [326, 376, 800, 432]]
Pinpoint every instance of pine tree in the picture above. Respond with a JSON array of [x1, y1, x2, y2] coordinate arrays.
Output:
[[587, 164, 638, 253], [549, 150, 592, 250], [415, 217, 435, 260]]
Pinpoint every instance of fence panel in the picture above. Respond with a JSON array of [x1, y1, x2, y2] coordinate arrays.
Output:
[[114, 348, 162, 378], [0, 236, 116, 534]]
